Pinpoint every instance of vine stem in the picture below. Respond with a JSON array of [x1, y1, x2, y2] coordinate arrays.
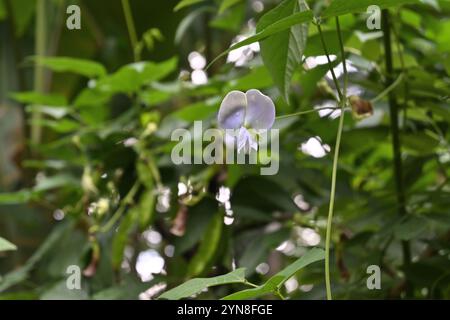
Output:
[[121, 0, 139, 62], [316, 22, 343, 100], [318, 16, 348, 300], [275, 106, 341, 119], [324, 99, 345, 300], [335, 17, 347, 94], [371, 73, 404, 103]]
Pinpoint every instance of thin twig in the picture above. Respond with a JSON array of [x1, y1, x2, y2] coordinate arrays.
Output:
[[371, 73, 404, 103], [275, 106, 340, 119], [121, 0, 139, 62], [316, 22, 343, 100]]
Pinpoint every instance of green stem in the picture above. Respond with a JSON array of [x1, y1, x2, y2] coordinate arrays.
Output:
[[275, 290, 285, 300], [324, 100, 345, 301], [371, 73, 404, 103], [244, 280, 258, 288], [391, 14, 410, 136], [335, 17, 347, 94], [382, 9, 412, 297], [323, 16, 348, 301], [275, 106, 340, 119], [121, 0, 139, 62], [316, 22, 343, 100], [100, 181, 140, 233], [31, 0, 46, 147]]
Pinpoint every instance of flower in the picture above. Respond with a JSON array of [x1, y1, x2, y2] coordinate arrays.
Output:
[[217, 89, 275, 153]]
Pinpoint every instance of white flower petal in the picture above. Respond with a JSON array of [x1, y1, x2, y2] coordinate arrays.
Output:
[[218, 91, 246, 129], [245, 89, 275, 130], [237, 127, 258, 154]]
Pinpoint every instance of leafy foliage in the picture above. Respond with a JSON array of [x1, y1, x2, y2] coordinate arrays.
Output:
[[159, 268, 247, 300], [257, 0, 309, 101]]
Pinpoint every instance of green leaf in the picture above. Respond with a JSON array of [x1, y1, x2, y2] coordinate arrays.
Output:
[[140, 90, 172, 106], [0, 190, 32, 204], [139, 191, 156, 230], [97, 66, 141, 94], [112, 209, 138, 269], [96, 58, 177, 94], [172, 101, 218, 121], [257, 0, 309, 101], [33, 174, 79, 192], [172, 199, 218, 254], [207, 10, 313, 69], [225, 66, 273, 92], [238, 228, 288, 276], [210, 2, 245, 32], [34, 56, 107, 78], [174, 0, 205, 11], [321, 0, 420, 19], [175, 7, 212, 43], [39, 118, 80, 133], [26, 105, 71, 119], [394, 217, 427, 241], [73, 88, 111, 108], [219, 0, 242, 14], [139, 57, 178, 83], [136, 162, 155, 189], [12, 92, 67, 106], [187, 212, 223, 277], [93, 278, 152, 300], [40, 281, 89, 300], [0, 222, 74, 292], [0, 237, 17, 252], [222, 247, 325, 300], [159, 268, 247, 300], [401, 132, 439, 155]]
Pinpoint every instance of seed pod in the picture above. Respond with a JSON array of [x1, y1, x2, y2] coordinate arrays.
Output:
[[349, 95, 373, 119]]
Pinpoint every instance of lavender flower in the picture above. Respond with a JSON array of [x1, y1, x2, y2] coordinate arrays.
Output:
[[217, 89, 275, 153]]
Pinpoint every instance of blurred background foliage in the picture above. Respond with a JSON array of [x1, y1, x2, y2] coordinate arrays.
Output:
[[0, 0, 449, 300]]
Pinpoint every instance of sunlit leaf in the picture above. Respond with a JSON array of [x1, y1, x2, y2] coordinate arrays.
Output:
[[219, 0, 242, 14], [321, 0, 420, 18], [222, 247, 325, 300], [12, 92, 67, 106], [159, 268, 247, 300], [0, 190, 32, 204], [0, 237, 17, 252], [208, 10, 313, 69], [174, 0, 205, 12], [34, 56, 107, 78]]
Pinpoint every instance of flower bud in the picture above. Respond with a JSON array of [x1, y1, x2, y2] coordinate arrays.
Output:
[[349, 95, 373, 119]]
